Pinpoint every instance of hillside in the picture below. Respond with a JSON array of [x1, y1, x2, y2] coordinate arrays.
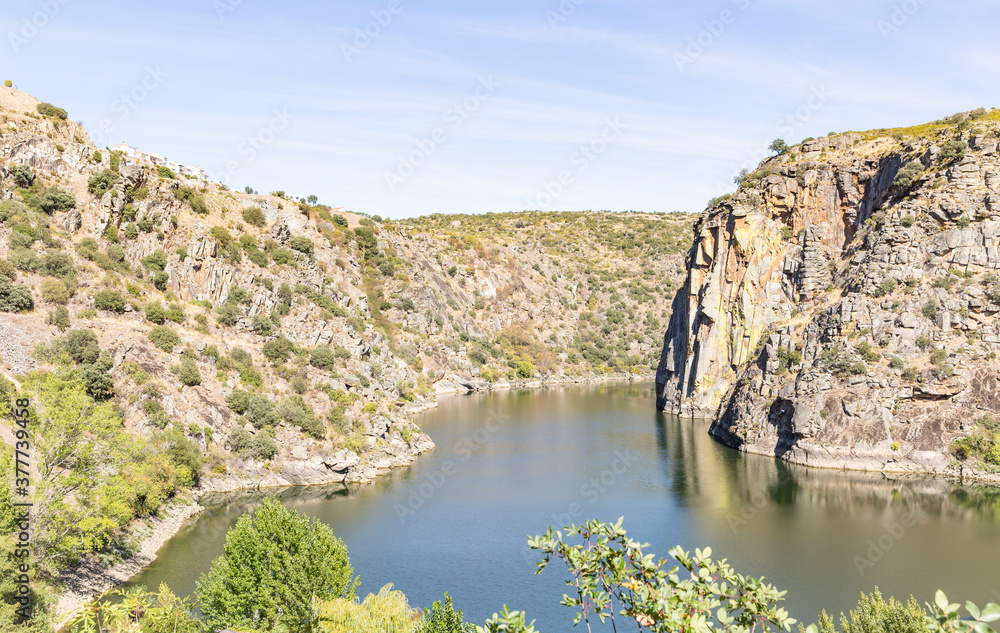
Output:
[[0, 85, 693, 588], [657, 108, 1000, 480]]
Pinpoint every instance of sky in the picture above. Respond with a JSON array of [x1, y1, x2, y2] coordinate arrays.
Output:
[[3, 0, 1000, 218]]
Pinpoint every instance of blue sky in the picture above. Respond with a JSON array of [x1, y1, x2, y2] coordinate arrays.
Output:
[[3, 0, 999, 218]]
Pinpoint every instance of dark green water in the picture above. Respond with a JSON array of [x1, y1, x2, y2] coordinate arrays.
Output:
[[127, 383, 1000, 630]]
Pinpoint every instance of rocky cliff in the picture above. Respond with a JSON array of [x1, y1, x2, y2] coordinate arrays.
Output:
[[0, 85, 692, 491], [657, 109, 1000, 479]]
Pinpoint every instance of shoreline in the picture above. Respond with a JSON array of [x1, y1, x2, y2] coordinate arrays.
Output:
[[52, 372, 650, 620], [668, 407, 1000, 487]]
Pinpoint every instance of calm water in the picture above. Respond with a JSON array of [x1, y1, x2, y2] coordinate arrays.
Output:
[[127, 384, 1000, 630]]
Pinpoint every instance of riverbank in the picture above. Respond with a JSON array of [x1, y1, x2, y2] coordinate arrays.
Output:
[[54, 499, 204, 625], [51, 372, 651, 621]]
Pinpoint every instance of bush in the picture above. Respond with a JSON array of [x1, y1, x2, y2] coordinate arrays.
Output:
[[889, 356, 905, 370], [419, 593, 476, 633], [226, 426, 252, 452], [892, 161, 923, 190], [61, 329, 101, 364], [922, 299, 940, 321], [939, 140, 967, 164], [263, 336, 295, 364], [289, 236, 314, 254], [311, 346, 338, 371], [900, 214, 916, 228], [8, 247, 38, 272], [276, 396, 325, 438], [157, 165, 176, 179], [145, 303, 166, 324], [48, 305, 70, 331], [245, 429, 278, 460], [215, 303, 242, 326], [177, 356, 202, 386], [124, 222, 139, 240], [245, 395, 278, 429], [35, 186, 76, 214], [251, 314, 273, 336], [143, 249, 168, 271], [94, 289, 126, 313], [39, 277, 69, 304], [226, 389, 251, 414], [242, 206, 267, 227], [379, 260, 396, 277], [516, 360, 536, 379], [315, 585, 423, 633], [37, 102, 68, 119], [87, 169, 118, 197], [149, 325, 181, 352], [817, 589, 929, 633], [872, 278, 898, 298], [196, 498, 358, 633]]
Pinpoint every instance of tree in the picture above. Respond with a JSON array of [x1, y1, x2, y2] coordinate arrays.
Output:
[[226, 389, 251, 414], [195, 498, 359, 633], [528, 518, 796, 632], [215, 303, 242, 326], [263, 336, 295, 364], [315, 585, 421, 633], [769, 139, 789, 156], [16, 373, 126, 572]]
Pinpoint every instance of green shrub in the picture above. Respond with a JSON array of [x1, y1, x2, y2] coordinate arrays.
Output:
[[889, 356, 905, 370], [872, 278, 898, 297], [157, 165, 176, 179], [48, 305, 70, 331], [146, 303, 166, 324], [900, 214, 916, 228], [939, 140, 967, 164], [892, 161, 923, 190], [143, 249, 168, 271], [276, 396, 325, 438], [263, 336, 295, 364], [251, 314, 273, 336], [272, 248, 295, 265], [37, 102, 68, 119], [215, 303, 242, 326], [516, 360, 536, 379], [817, 588, 929, 633], [419, 593, 476, 633], [177, 356, 202, 386], [245, 395, 278, 429], [226, 389, 251, 414], [311, 346, 337, 370], [245, 429, 278, 460], [40, 277, 70, 304], [226, 426, 252, 452], [242, 206, 267, 227], [35, 186, 76, 214], [153, 271, 169, 291], [124, 222, 139, 240], [10, 164, 35, 188], [87, 169, 118, 197], [149, 325, 181, 352], [94, 289, 126, 313], [922, 300, 940, 321], [315, 584, 422, 633]]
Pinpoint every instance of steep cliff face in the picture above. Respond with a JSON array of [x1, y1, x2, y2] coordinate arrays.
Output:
[[658, 111, 1000, 478]]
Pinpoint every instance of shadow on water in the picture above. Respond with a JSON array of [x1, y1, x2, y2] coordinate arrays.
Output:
[[125, 384, 1000, 631]]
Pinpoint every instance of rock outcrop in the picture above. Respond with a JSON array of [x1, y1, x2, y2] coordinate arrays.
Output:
[[657, 112, 1000, 479]]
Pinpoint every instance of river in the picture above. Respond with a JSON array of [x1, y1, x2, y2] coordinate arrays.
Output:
[[126, 383, 1000, 631]]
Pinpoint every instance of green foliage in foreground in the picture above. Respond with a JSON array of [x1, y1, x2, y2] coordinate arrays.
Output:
[[68, 584, 203, 633], [529, 518, 795, 632], [195, 498, 359, 633]]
